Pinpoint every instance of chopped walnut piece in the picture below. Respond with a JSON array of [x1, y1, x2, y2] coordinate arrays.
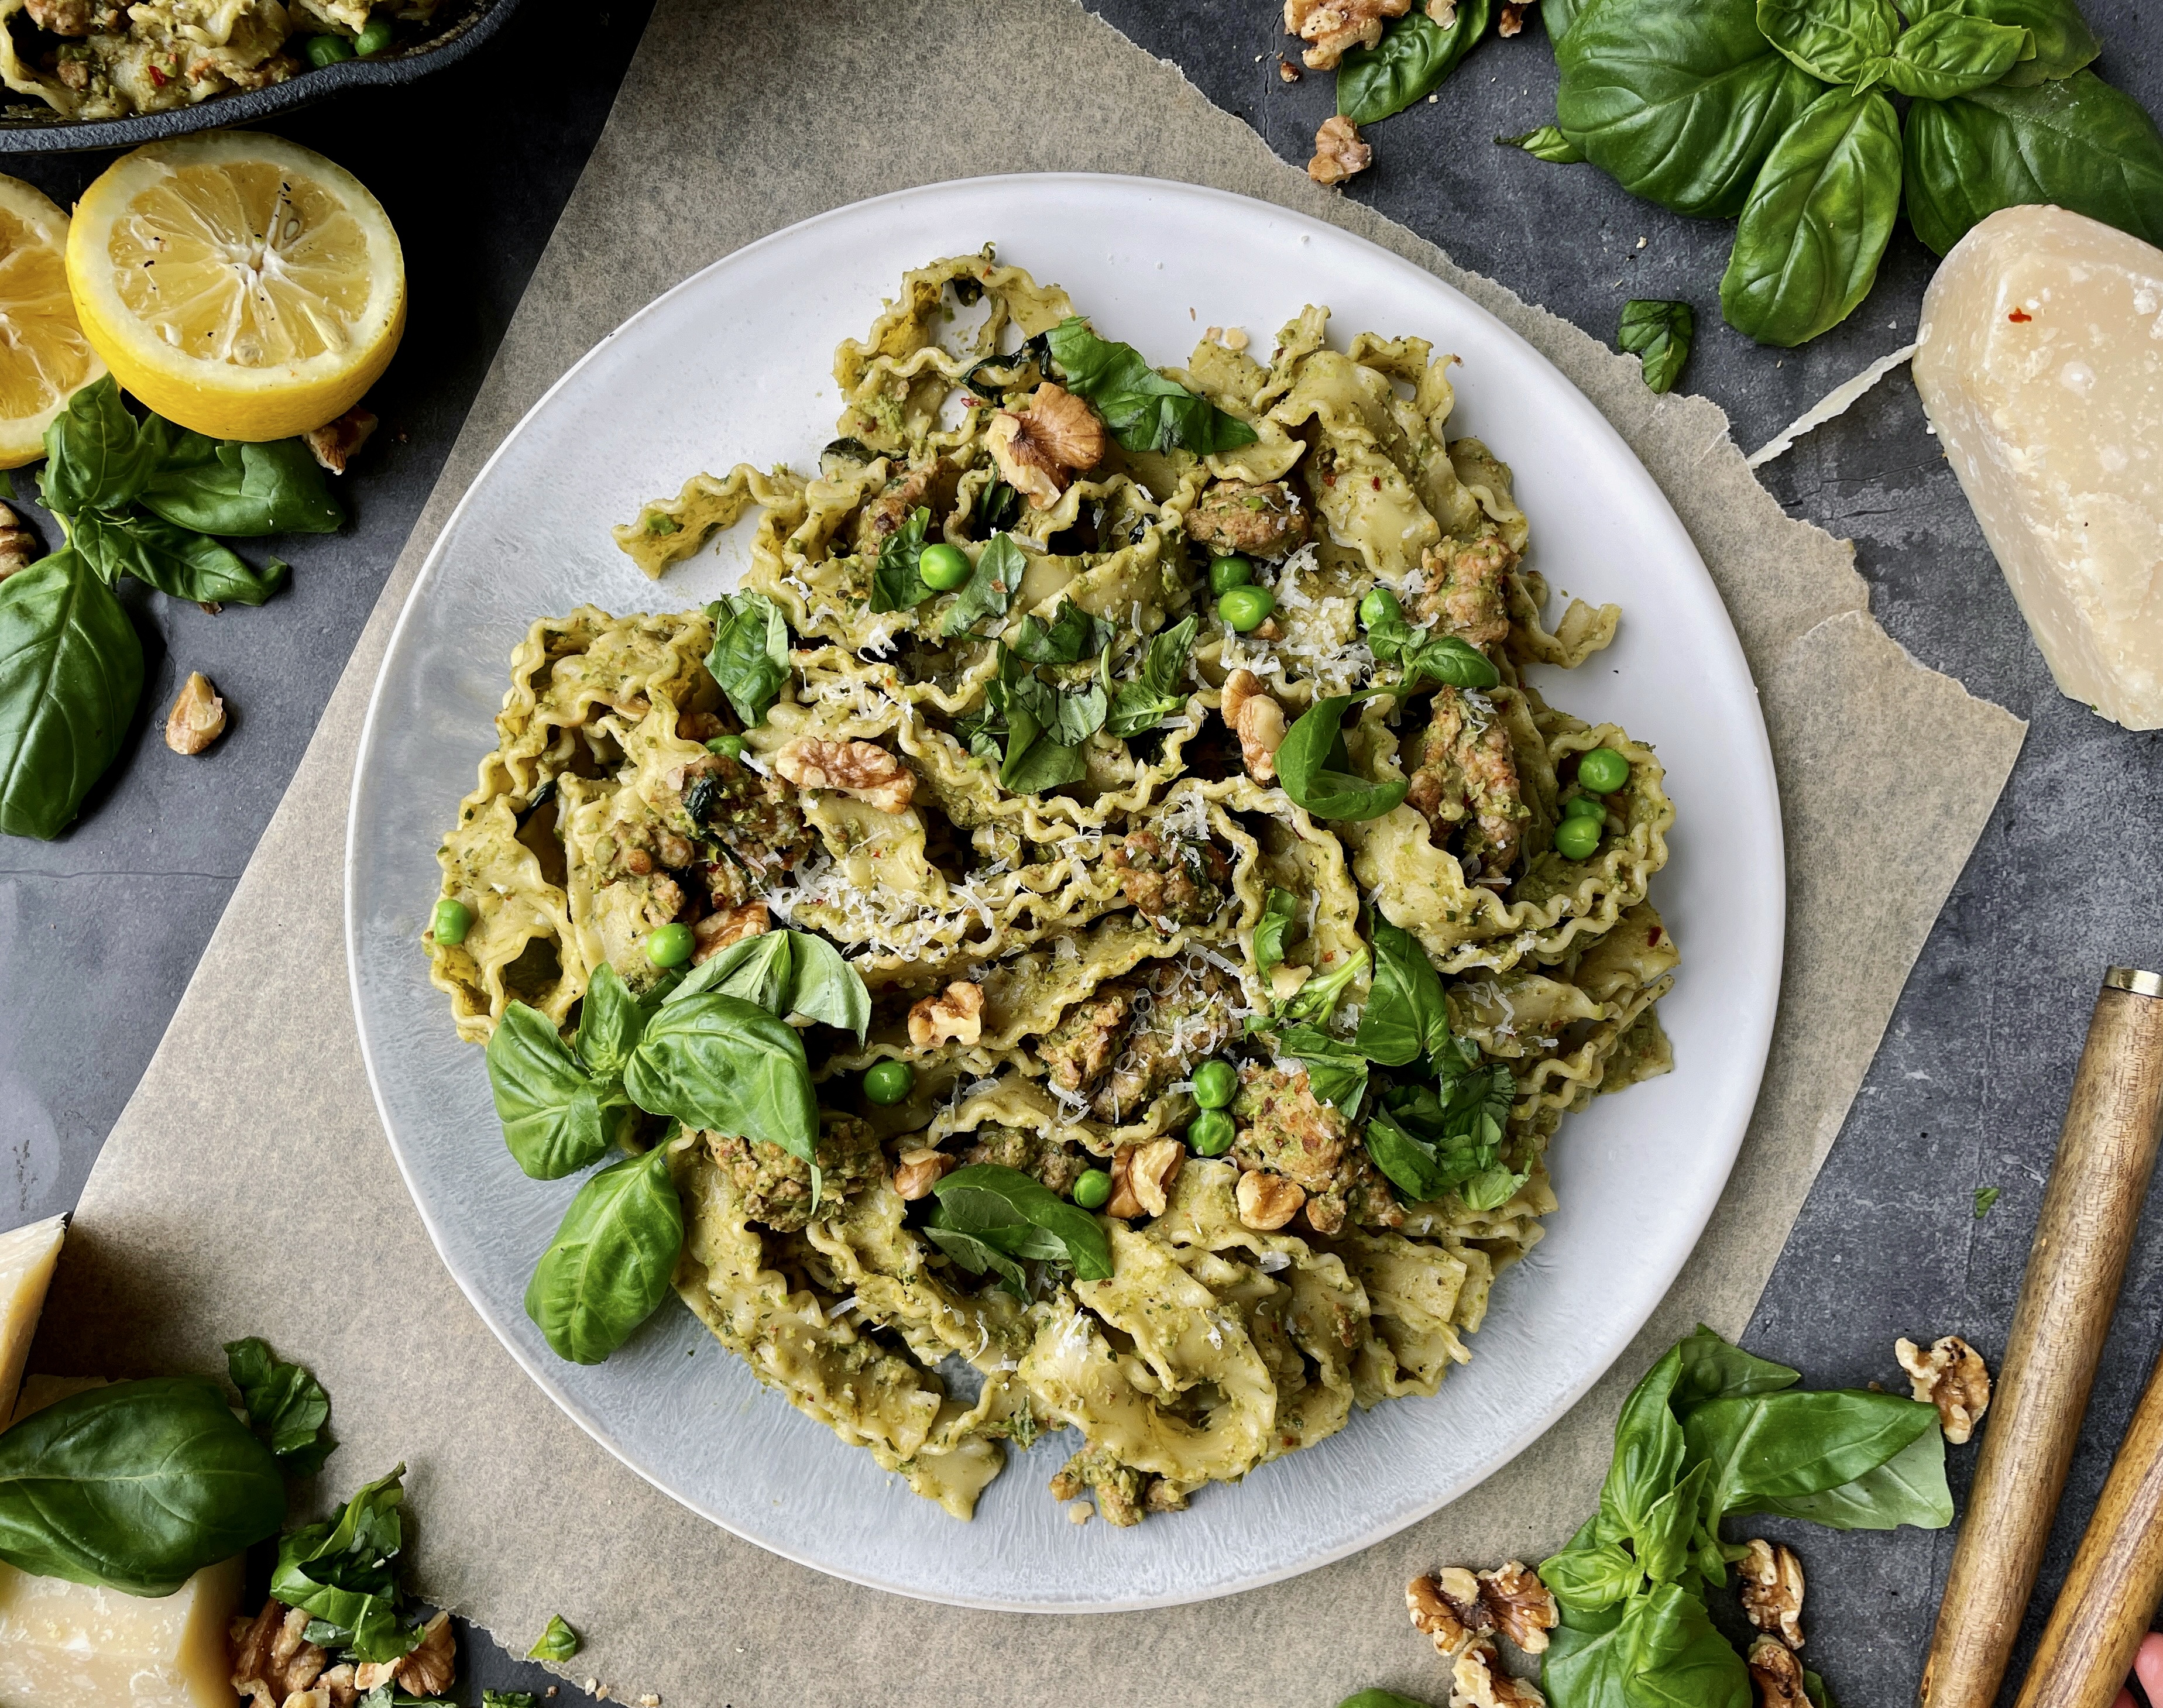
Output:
[[1452, 1637, 1546, 1708], [165, 671, 227, 755], [1221, 669, 1286, 782], [1748, 1634, 1809, 1707], [317, 1662, 359, 1708], [1479, 1561, 1560, 1654], [892, 1146, 953, 1201], [1278, 54, 1302, 80], [1285, 0, 1410, 68], [1499, 0, 1529, 30], [1120, 1137, 1184, 1216], [774, 737, 915, 814], [0, 503, 35, 577], [304, 406, 378, 475], [908, 980, 984, 1049], [692, 901, 770, 963], [353, 1658, 397, 1690], [230, 1600, 328, 1708], [987, 383, 1106, 509], [1896, 1334, 1992, 1444], [1237, 1168, 1306, 1231], [1739, 1539, 1805, 1649], [1408, 1568, 1492, 1657], [395, 1611, 456, 1697], [1309, 115, 1374, 186]]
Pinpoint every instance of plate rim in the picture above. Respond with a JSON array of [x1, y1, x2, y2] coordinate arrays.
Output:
[[345, 170, 1786, 1613]]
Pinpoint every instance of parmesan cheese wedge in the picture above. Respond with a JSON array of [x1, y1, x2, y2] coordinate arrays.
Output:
[[1913, 205, 2163, 730], [0, 1212, 64, 1423], [0, 1552, 244, 1708]]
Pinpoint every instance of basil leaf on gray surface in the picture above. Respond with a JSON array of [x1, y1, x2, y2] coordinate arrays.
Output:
[[869, 506, 936, 613], [1045, 317, 1258, 455], [0, 546, 143, 841], [704, 589, 791, 726], [38, 376, 160, 517], [942, 532, 1024, 637], [1683, 1387, 1945, 1525], [625, 993, 820, 1164], [487, 1001, 611, 1181], [70, 507, 289, 606], [930, 1163, 1113, 1280], [1556, 0, 1826, 218], [528, 1614, 581, 1661], [1906, 0, 2097, 82], [1902, 73, 2163, 255], [1544, 0, 1588, 42], [1499, 124, 1589, 162], [1720, 88, 1903, 346], [1105, 614, 1198, 738], [0, 1376, 286, 1596], [1276, 693, 1409, 822], [524, 1146, 685, 1365], [1618, 300, 1694, 394], [269, 1464, 421, 1661], [1879, 11, 2032, 98], [1742, 1422, 1952, 1528], [1756, 0, 1900, 87], [225, 1336, 337, 1475], [1338, 0, 1494, 125], [139, 437, 342, 537], [1671, 1322, 1801, 1405], [1354, 919, 1452, 1067]]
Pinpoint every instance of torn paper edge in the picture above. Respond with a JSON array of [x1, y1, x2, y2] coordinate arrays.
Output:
[[1746, 343, 1920, 469]]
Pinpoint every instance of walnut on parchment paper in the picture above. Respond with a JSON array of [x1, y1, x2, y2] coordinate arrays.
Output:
[[230, 1601, 328, 1708], [1749, 1634, 1810, 1708], [907, 980, 984, 1050], [1896, 1334, 1992, 1444], [1452, 1637, 1547, 1708], [1479, 1561, 1560, 1654], [1221, 669, 1286, 783], [304, 406, 378, 475], [165, 671, 228, 755], [1408, 1567, 1495, 1657], [1285, 0, 1409, 68], [0, 503, 36, 577], [774, 736, 915, 815], [1309, 115, 1374, 187], [1740, 1539, 1806, 1649], [986, 383, 1105, 510]]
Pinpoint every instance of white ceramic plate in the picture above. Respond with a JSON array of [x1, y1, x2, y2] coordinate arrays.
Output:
[[347, 174, 1783, 1612]]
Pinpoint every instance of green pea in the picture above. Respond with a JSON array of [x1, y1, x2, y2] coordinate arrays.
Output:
[[354, 16, 392, 52], [863, 1059, 915, 1106], [1561, 792, 1606, 822], [1359, 586, 1403, 631], [1208, 555, 1254, 594], [1553, 815, 1602, 862], [1072, 1168, 1113, 1209], [1187, 1108, 1237, 1156], [918, 543, 971, 591], [304, 33, 355, 64], [431, 898, 472, 946], [645, 923, 695, 968], [705, 733, 746, 759], [1191, 1059, 1238, 1109], [1217, 585, 1276, 633], [1577, 747, 1629, 795]]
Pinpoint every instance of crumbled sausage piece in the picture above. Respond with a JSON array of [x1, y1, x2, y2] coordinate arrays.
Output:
[[1111, 828, 1231, 931], [1308, 115, 1374, 185], [1479, 1561, 1560, 1654], [712, 1114, 883, 1231], [23, 0, 116, 35], [394, 1612, 455, 1697], [303, 407, 377, 475], [165, 671, 227, 755], [1285, 0, 1410, 68], [1410, 1569, 1492, 1658], [692, 901, 770, 963], [1186, 479, 1309, 559], [0, 503, 36, 577], [1740, 1539, 1805, 1650], [892, 1146, 953, 1201], [231, 1600, 327, 1708], [908, 980, 984, 1049], [1237, 1168, 1306, 1231], [1748, 1634, 1809, 1707], [1415, 525, 1518, 648], [1405, 686, 1527, 886], [1896, 1335, 1992, 1444], [987, 383, 1106, 509], [774, 737, 915, 814], [1451, 1637, 1546, 1708], [1221, 669, 1286, 783]]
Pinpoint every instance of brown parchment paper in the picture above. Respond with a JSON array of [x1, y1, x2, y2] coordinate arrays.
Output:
[[36, 2, 2027, 1703]]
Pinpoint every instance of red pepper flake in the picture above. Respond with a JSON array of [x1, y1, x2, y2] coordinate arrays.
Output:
[[1323, 473, 1336, 486], [1648, 926, 1662, 945], [2008, 308, 2032, 323], [147, 62, 167, 85], [1372, 476, 1382, 491]]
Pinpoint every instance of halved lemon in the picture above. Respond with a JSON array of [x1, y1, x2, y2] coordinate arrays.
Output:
[[67, 132, 405, 442], [0, 176, 106, 469]]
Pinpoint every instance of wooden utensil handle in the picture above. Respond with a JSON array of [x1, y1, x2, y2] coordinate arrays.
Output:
[[1922, 968, 2163, 1708]]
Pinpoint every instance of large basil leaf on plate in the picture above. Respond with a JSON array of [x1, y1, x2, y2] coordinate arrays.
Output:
[[1720, 88, 1903, 346], [625, 992, 820, 1163], [1903, 0, 2098, 83], [1354, 918, 1451, 1067], [931, 1163, 1113, 1280], [1556, 0, 1826, 218], [1756, 0, 1900, 87], [1276, 692, 1407, 822], [1338, 0, 1494, 126], [0, 1376, 286, 1595], [487, 1001, 612, 1180], [70, 507, 289, 606], [0, 546, 143, 841], [868, 506, 935, 613], [524, 1146, 685, 1365], [1902, 73, 2163, 254], [139, 437, 343, 537], [941, 531, 1023, 638], [1879, 11, 2032, 99]]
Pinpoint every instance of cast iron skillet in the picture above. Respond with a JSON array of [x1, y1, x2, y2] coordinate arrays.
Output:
[[0, 0, 521, 152]]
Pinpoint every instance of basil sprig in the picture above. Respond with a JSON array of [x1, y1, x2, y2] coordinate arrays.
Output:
[[225, 1336, 337, 1475], [1618, 300, 1695, 394], [925, 1163, 1114, 1295], [1276, 692, 1408, 822], [270, 1465, 424, 1662], [1044, 318, 1258, 456], [524, 1146, 687, 1366]]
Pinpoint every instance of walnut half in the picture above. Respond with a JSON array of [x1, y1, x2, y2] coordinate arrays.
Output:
[[1285, 0, 1410, 68], [1896, 1335, 1992, 1444], [1452, 1637, 1547, 1708], [1409, 1567, 1494, 1657], [774, 737, 915, 815], [1237, 1168, 1305, 1231], [230, 1600, 327, 1708], [908, 980, 984, 1050], [1748, 1634, 1809, 1707], [987, 383, 1105, 510], [893, 1146, 953, 1201], [1107, 1138, 1184, 1218], [1309, 115, 1374, 186], [0, 503, 36, 578], [1479, 1561, 1560, 1654], [1740, 1539, 1805, 1649], [1221, 669, 1286, 783]]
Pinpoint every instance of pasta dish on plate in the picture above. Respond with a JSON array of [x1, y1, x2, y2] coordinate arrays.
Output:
[[422, 250, 1676, 1527]]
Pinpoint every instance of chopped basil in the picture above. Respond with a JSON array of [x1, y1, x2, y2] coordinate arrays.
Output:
[[869, 506, 936, 612], [1045, 317, 1259, 455]]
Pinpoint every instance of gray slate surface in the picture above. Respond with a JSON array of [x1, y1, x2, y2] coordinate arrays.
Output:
[[4, 1, 2162, 1703]]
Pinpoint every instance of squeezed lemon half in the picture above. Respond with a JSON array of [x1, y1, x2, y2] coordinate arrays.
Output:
[[67, 132, 405, 442], [0, 176, 106, 470]]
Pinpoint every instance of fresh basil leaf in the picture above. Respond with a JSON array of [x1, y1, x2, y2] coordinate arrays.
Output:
[[626, 993, 819, 1164], [1671, 1325, 1801, 1407], [931, 1163, 1113, 1280], [225, 1336, 337, 1475], [487, 1002, 611, 1181], [1355, 919, 1452, 1067], [269, 1465, 420, 1662], [1337, 1694, 1440, 1708], [1544, 0, 1589, 43], [1276, 1025, 1371, 1113], [0, 546, 143, 840], [1635, 1459, 1710, 1584], [1618, 300, 1694, 394], [1253, 887, 1301, 985], [1742, 1421, 1951, 1529], [1011, 602, 1114, 665], [70, 507, 288, 606], [1045, 317, 1258, 455], [705, 590, 791, 727], [1106, 614, 1199, 738], [1556, 0, 1827, 218], [975, 478, 1021, 535], [1879, 10, 2030, 97], [1277, 693, 1409, 822], [38, 376, 160, 516], [1683, 1389, 1944, 1524], [524, 1146, 685, 1365], [1601, 1344, 1688, 1542], [1973, 1184, 2000, 1218], [1803, 1669, 1838, 1708], [0, 1376, 286, 1596], [1361, 602, 1502, 690], [923, 1224, 1032, 1294], [1540, 1542, 1644, 1614], [1622, 1582, 1755, 1708], [667, 929, 794, 1013], [1720, 88, 1903, 346], [1364, 1108, 1451, 1199], [1902, 74, 2163, 255], [1461, 1161, 1530, 1211], [1904, 0, 2096, 83], [527, 1614, 581, 1662], [1009, 665, 1107, 748], [1499, 123, 1589, 161], [575, 961, 647, 1079], [1756, 0, 1900, 86], [999, 699, 1093, 795], [139, 438, 343, 537], [869, 506, 935, 613], [781, 931, 872, 1043], [942, 532, 1024, 638], [1338, 0, 1493, 125]]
